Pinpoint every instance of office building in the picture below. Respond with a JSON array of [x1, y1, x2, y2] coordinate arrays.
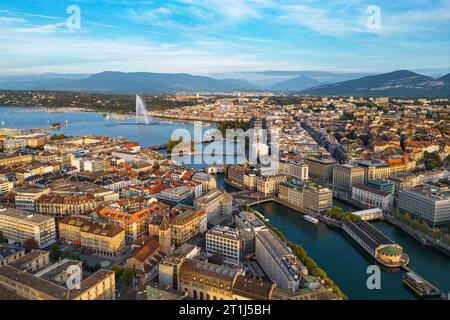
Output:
[[206, 226, 242, 265], [0, 207, 56, 248]]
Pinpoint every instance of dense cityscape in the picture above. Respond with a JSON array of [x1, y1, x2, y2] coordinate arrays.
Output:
[[1, 0, 449, 313], [0, 93, 448, 302]]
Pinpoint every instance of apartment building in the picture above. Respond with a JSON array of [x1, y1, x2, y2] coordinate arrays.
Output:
[[278, 181, 304, 208], [256, 174, 287, 197], [170, 205, 207, 245], [157, 186, 195, 206], [35, 193, 98, 219], [59, 216, 125, 256], [193, 189, 233, 223], [0, 207, 56, 248]]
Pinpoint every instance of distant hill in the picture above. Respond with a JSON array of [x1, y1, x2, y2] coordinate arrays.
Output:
[[267, 75, 319, 91], [0, 71, 259, 93], [301, 70, 450, 97]]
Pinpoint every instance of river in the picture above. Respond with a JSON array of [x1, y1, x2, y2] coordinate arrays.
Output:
[[253, 199, 450, 300]]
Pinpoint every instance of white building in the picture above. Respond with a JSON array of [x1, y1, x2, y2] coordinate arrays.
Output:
[[352, 184, 394, 212], [0, 207, 56, 248], [280, 161, 309, 181], [206, 226, 242, 265], [255, 229, 306, 292], [193, 189, 233, 224]]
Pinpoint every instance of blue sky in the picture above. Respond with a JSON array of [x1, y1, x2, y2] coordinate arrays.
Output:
[[0, 0, 449, 75]]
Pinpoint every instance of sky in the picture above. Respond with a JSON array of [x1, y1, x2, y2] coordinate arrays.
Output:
[[0, 0, 449, 75]]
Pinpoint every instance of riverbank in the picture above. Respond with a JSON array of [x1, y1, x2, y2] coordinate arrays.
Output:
[[250, 208, 347, 300]]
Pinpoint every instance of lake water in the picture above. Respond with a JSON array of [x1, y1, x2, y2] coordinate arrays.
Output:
[[0, 107, 244, 167]]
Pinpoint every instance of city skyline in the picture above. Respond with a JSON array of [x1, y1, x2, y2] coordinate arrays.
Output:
[[0, 0, 450, 75]]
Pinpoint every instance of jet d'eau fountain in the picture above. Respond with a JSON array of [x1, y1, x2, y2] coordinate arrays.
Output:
[[136, 94, 150, 124]]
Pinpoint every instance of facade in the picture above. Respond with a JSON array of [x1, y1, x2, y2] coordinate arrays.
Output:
[[191, 172, 217, 195], [255, 229, 307, 292], [398, 187, 450, 226], [302, 183, 333, 215], [0, 245, 25, 267], [256, 174, 287, 197], [35, 193, 98, 219], [179, 258, 241, 300], [305, 157, 336, 183], [14, 187, 50, 211], [170, 205, 207, 245], [59, 216, 125, 256], [365, 179, 395, 194], [278, 181, 304, 208], [193, 189, 233, 223], [206, 226, 242, 265], [0, 207, 56, 248], [157, 186, 195, 206], [0, 179, 13, 195], [352, 184, 394, 212], [227, 165, 246, 188], [333, 164, 365, 192], [158, 243, 200, 291], [280, 161, 309, 181]]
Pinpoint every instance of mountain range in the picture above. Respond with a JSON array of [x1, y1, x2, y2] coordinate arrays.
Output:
[[301, 70, 450, 98], [0, 70, 449, 97]]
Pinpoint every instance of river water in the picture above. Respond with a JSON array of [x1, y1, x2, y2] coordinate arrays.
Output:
[[253, 199, 450, 300]]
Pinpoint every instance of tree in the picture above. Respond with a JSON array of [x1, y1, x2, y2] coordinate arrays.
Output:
[[0, 230, 6, 243], [443, 233, 450, 244], [393, 210, 402, 220], [23, 238, 39, 253], [121, 269, 134, 287], [50, 245, 63, 262], [431, 228, 441, 239], [401, 212, 411, 224], [112, 264, 123, 278], [419, 223, 429, 234]]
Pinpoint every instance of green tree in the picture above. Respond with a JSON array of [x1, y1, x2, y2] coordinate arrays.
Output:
[[112, 264, 123, 278], [23, 238, 39, 253], [121, 269, 134, 287], [0, 230, 5, 243], [50, 245, 63, 262]]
